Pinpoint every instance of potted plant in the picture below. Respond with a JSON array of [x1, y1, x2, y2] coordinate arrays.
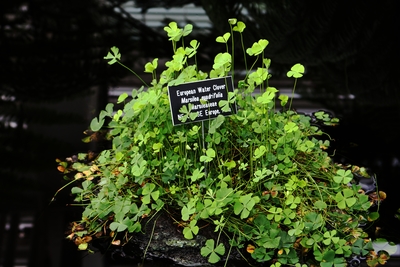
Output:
[[56, 19, 389, 267]]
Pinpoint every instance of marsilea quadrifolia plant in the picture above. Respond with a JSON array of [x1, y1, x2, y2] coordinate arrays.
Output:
[[56, 19, 388, 267]]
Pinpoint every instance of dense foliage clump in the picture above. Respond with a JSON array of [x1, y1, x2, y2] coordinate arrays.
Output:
[[57, 19, 388, 267]]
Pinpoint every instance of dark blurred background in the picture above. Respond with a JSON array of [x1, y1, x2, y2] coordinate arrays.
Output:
[[1, 0, 399, 266]]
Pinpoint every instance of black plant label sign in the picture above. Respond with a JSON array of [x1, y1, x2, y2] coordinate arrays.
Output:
[[168, 76, 237, 126]]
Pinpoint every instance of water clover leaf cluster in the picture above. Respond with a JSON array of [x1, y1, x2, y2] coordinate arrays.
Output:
[[57, 19, 388, 267]]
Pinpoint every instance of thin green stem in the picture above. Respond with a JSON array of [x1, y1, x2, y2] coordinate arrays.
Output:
[[243, 55, 259, 83], [250, 143, 254, 179], [152, 70, 157, 83], [142, 213, 160, 264], [49, 179, 79, 204], [288, 78, 298, 112], [194, 54, 199, 78], [229, 25, 235, 82], [260, 51, 265, 93], [117, 61, 149, 88], [240, 33, 248, 72], [223, 231, 234, 267], [172, 40, 177, 54]]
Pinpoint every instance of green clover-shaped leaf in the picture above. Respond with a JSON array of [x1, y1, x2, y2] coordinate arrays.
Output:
[[183, 219, 199, 239], [246, 39, 269, 56], [233, 21, 246, 32], [284, 121, 299, 133], [279, 94, 289, 106], [142, 183, 159, 204], [335, 188, 357, 209], [285, 195, 301, 209], [228, 18, 237, 25], [286, 63, 305, 78], [201, 239, 225, 263], [256, 87, 278, 104], [181, 201, 196, 221], [103, 46, 121, 65], [185, 39, 200, 58], [254, 145, 267, 159], [288, 221, 304, 236], [182, 23, 193, 37], [200, 148, 216, 162], [314, 200, 327, 210], [216, 32, 231, 43], [267, 206, 283, 222], [213, 52, 231, 69], [90, 117, 105, 132], [333, 169, 353, 184], [164, 21, 182, 41], [248, 67, 269, 85], [190, 167, 205, 182], [144, 58, 158, 73], [282, 208, 296, 224], [323, 230, 340, 245]]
